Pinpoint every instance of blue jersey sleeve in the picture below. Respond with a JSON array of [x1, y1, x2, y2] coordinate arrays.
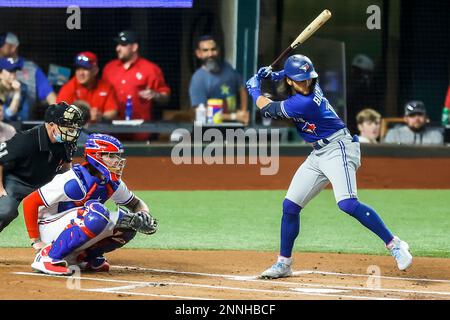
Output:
[[189, 72, 207, 107], [281, 94, 315, 119], [35, 67, 54, 101]]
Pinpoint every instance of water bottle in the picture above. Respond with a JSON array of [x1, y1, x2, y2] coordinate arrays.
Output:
[[441, 107, 449, 126], [195, 103, 206, 125], [125, 95, 133, 120]]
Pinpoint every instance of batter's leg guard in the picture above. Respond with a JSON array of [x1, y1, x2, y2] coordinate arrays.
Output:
[[0, 195, 20, 233], [48, 202, 110, 260], [338, 198, 394, 244], [280, 198, 302, 258]]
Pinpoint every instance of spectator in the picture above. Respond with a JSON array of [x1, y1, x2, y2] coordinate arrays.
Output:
[[57, 51, 118, 122], [0, 105, 16, 142], [0, 57, 29, 121], [347, 54, 377, 134], [0, 32, 56, 115], [103, 30, 170, 140], [384, 100, 443, 145], [356, 108, 381, 144], [189, 35, 249, 124]]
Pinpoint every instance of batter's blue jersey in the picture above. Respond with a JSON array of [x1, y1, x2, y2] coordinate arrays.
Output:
[[280, 83, 345, 143]]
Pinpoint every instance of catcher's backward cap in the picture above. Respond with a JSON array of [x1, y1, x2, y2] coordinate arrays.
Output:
[[283, 54, 318, 82], [404, 100, 426, 116], [44, 102, 84, 126]]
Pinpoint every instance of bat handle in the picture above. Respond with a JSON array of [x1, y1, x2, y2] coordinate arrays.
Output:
[[270, 47, 293, 69]]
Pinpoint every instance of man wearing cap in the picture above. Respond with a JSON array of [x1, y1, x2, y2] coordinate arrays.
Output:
[[102, 30, 171, 140], [0, 56, 30, 121], [0, 102, 84, 233], [384, 101, 444, 145], [57, 51, 118, 122], [0, 32, 56, 114]]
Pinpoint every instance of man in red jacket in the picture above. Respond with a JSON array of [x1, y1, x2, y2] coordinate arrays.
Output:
[[57, 52, 118, 122], [103, 31, 171, 141]]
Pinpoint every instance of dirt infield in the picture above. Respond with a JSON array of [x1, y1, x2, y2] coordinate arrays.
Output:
[[1, 248, 449, 300], [115, 157, 450, 190]]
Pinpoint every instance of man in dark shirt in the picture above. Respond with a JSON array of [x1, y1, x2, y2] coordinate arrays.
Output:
[[0, 102, 84, 232]]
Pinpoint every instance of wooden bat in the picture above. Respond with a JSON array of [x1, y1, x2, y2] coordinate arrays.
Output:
[[270, 9, 332, 68]]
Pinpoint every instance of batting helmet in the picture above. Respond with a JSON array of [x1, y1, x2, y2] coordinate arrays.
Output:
[[283, 54, 318, 82], [84, 134, 126, 182]]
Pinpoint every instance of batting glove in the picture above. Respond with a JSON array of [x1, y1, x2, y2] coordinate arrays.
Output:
[[257, 66, 285, 81], [246, 75, 262, 102]]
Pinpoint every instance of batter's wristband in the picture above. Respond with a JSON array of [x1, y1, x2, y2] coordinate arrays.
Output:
[[250, 89, 262, 103]]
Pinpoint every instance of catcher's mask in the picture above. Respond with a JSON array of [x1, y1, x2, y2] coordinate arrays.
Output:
[[84, 133, 126, 182], [45, 102, 84, 143]]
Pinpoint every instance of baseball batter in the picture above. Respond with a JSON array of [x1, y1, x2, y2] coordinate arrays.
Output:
[[22, 133, 157, 275], [246, 55, 413, 279]]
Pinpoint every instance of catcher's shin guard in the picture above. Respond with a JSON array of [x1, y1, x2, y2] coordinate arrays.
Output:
[[83, 229, 137, 259], [49, 201, 110, 260]]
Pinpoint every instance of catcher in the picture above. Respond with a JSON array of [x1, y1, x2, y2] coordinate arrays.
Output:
[[22, 133, 157, 275]]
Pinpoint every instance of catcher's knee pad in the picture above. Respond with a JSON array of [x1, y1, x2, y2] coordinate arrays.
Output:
[[49, 201, 110, 260], [283, 198, 302, 216], [338, 198, 360, 216]]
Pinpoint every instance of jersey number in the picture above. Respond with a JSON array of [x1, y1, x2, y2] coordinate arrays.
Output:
[[325, 99, 339, 118], [0, 142, 8, 159]]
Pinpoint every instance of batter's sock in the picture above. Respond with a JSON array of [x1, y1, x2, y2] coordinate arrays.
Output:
[[280, 199, 302, 258], [338, 199, 394, 244]]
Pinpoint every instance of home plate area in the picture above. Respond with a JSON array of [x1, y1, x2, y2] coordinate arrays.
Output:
[[1, 248, 450, 300]]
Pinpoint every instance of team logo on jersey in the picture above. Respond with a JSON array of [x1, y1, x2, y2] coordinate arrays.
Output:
[[300, 63, 310, 72], [136, 72, 143, 80], [302, 122, 317, 135]]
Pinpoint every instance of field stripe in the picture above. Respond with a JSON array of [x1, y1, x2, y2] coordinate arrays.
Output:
[[13, 271, 395, 300], [13, 272, 213, 300], [111, 266, 450, 297], [293, 270, 450, 284], [81, 288, 216, 300], [113, 265, 450, 284]]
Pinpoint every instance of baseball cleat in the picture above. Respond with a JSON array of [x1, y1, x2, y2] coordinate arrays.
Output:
[[387, 236, 413, 271], [260, 262, 293, 279], [31, 245, 72, 276], [79, 256, 110, 272]]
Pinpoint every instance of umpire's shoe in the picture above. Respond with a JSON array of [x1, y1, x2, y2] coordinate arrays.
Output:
[[260, 261, 293, 279], [387, 236, 413, 271], [31, 245, 73, 276]]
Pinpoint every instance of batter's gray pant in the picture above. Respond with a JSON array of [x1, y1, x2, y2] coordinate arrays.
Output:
[[0, 175, 36, 233]]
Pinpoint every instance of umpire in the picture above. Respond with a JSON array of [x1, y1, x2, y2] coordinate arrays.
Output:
[[0, 101, 84, 232]]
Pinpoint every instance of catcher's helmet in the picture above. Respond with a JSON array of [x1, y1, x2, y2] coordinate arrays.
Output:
[[84, 134, 126, 182], [44, 102, 84, 143], [283, 54, 318, 82]]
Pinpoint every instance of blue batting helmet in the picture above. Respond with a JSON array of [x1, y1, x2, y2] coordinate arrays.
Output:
[[84, 134, 126, 182], [283, 54, 318, 82]]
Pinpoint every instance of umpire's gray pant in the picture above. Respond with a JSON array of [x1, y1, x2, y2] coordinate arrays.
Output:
[[0, 175, 36, 233]]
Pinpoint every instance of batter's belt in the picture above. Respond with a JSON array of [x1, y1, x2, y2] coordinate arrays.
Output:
[[312, 128, 352, 150]]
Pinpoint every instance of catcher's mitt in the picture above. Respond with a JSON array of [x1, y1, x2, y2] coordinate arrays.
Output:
[[117, 208, 158, 235]]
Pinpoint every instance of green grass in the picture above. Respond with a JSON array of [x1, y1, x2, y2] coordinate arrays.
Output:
[[1, 190, 449, 258]]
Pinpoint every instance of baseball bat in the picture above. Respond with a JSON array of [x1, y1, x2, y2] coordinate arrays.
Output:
[[270, 9, 332, 68]]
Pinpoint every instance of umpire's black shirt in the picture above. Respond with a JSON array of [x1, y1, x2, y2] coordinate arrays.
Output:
[[0, 124, 71, 188]]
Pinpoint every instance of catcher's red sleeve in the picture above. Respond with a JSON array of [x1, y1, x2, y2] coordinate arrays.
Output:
[[23, 191, 45, 239]]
